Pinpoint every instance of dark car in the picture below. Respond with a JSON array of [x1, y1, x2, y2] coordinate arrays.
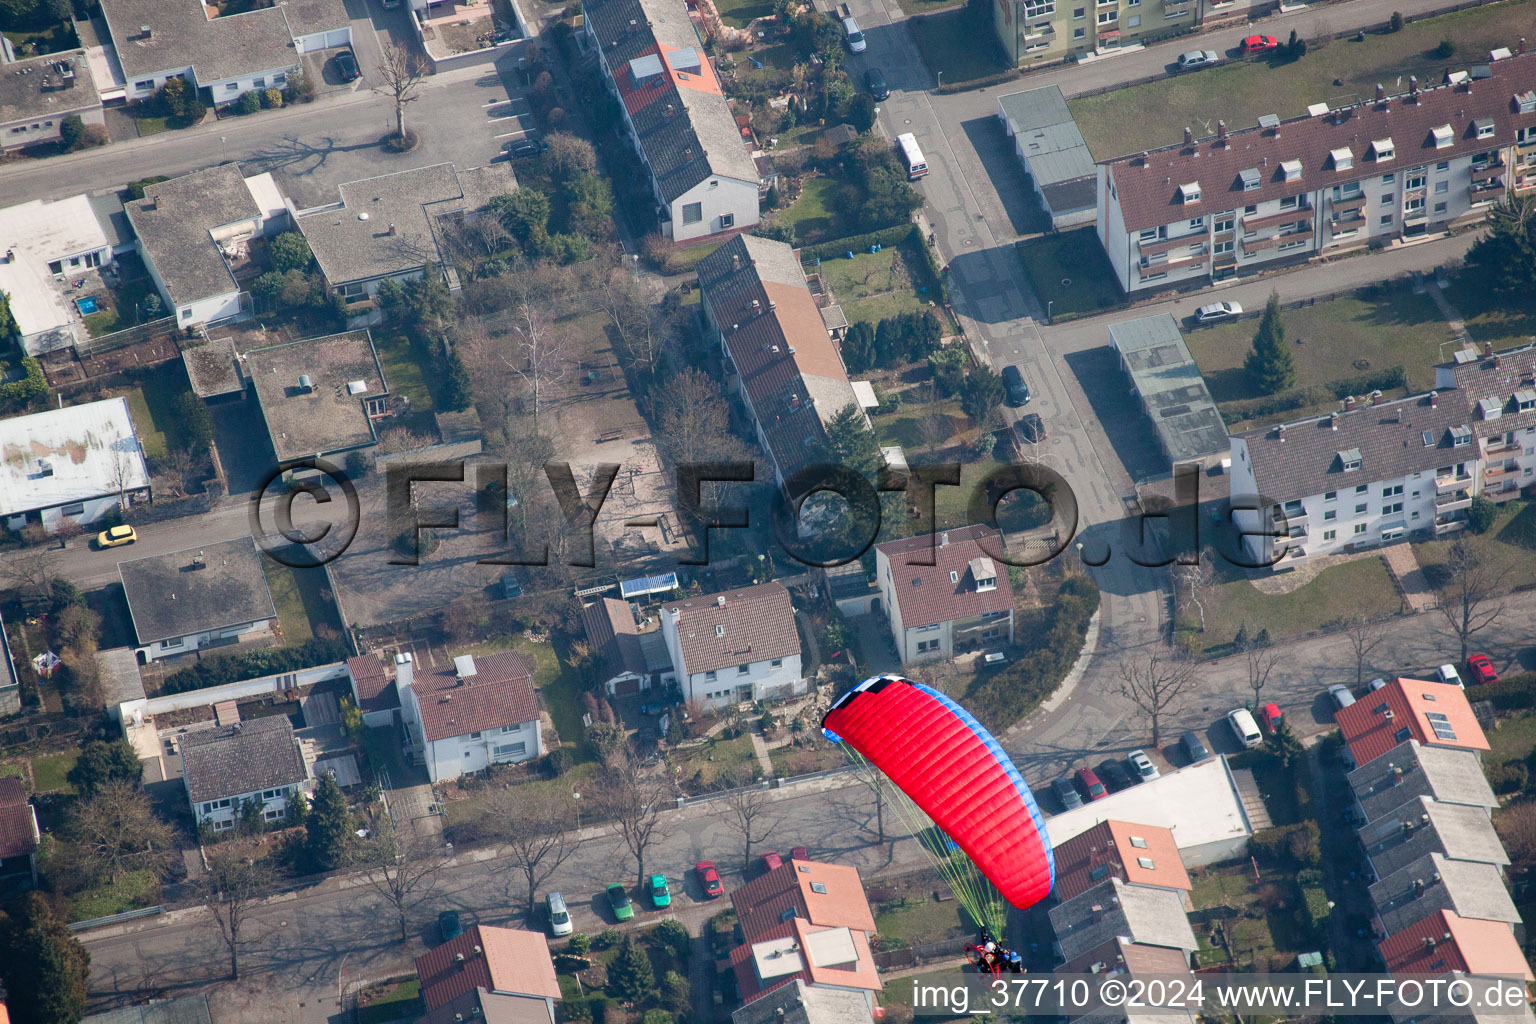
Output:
[[1096, 758, 1134, 792], [864, 67, 889, 101], [1002, 364, 1031, 406], [1074, 767, 1107, 801], [1015, 412, 1046, 444], [696, 860, 723, 898], [334, 49, 360, 81], [508, 136, 546, 158], [1180, 730, 1211, 763], [1050, 776, 1084, 811], [437, 910, 463, 943]]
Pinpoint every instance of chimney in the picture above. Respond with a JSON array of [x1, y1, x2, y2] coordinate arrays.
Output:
[[1412, 878, 1425, 898], [1217, 120, 1228, 144], [1376, 83, 1385, 102], [1344, 395, 1356, 412], [1409, 75, 1419, 100], [716, 595, 726, 606], [1371, 389, 1384, 405], [1391, 764, 1404, 784], [1330, 412, 1339, 430], [140, 24, 152, 38], [1276, 422, 1286, 441], [1521, 37, 1528, 54], [1430, 390, 1439, 408], [1140, 150, 1150, 167], [940, 531, 950, 546], [387, 223, 397, 236], [1184, 126, 1193, 146], [1484, 341, 1495, 358]]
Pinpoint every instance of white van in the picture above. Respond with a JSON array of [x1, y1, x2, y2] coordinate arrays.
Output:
[[842, 16, 866, 52], [896, 132, 928, 181], [1227, 707, 1263, 749], [547, 891, 572, 936]]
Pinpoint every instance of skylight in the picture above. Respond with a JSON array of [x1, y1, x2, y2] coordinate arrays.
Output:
[[1136, 857, 1156, 870], [1129, 836, 1149, 848], [810, 881, 828, 894]]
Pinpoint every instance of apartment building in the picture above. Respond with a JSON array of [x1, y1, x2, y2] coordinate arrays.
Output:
[[1230, 342, 1536, 569], [990, 0, 1201, 68], [1097, 49, 1536, 294]]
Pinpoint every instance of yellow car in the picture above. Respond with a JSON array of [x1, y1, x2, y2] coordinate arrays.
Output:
[[95, 524, 137, 549]]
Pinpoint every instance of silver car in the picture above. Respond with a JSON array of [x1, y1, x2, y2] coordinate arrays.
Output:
[[1328, 684, 1357, 712], [1192, 301, 1243, 323], [1126, 749, 1159, 782], [1178, 49, 1220, 70]]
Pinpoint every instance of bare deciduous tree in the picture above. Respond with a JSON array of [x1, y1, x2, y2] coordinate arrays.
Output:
[[721, 786, 782, 871], [491, 787, 583, 917], [374, 44, 426, 141], [201, 849, 275, 980], [1495, 799, 1536, 866], [1341, 614, 1387, 686], [507, 300, 570, 435], [1115, 643, 1198, 748], [600, 755, 677, 889], [355, 813, 451, 942], [1245, 644, 1280, 710], [64, 781, 175, 885], [0, 545, 60, 610], [1174, 559, 1214, 632], [1436, 539, 1513, 663], [849, 759, 888, 843]]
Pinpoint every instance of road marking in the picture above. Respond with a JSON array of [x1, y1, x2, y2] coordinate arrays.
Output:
[[487, 114, 523, 122], [494, 130, 528, 139]]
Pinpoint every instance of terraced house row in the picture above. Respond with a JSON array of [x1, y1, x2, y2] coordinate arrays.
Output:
[[1097, 47, 1536, 294]]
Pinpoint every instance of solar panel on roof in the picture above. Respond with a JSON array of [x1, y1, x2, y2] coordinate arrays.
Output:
[[620, 572, 680, 598], [1432, 723, 1459, 741]]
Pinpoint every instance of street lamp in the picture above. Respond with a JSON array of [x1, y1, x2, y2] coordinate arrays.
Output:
[[220, 135, 227, 162], [936, 71, 943, 89], [572, 791, 582, 828], [1047, 300, 1054, 322]]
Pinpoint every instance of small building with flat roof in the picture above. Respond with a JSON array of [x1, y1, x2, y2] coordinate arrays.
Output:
[[997, 87, 1097, 229], [245, 331, 392, 465], [119, 537, 277, 662], [180, 335, 244, 399], [82, 994, 214, 1024], [0, 193, 121, 354], [0, 397, 151, 534], [1107, 313, 1229, 471], [0, 51, 102, 154]]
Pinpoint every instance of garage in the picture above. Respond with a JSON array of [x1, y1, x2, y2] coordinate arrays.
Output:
[[296, 27, 352, 53]]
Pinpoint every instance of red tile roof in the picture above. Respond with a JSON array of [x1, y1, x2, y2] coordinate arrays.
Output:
[[0, 777, 24, 806], [730, 919, 881, 1003], [661, 582, 800, 677], [413, 651, 539, 743], [415, 926, 561, 1009], [1052, 820, 1191, 901], [1103, 52, 1536, 233], [345, 654, 399, 716], [876, 525, 1014, 630], [1379, 910, 1534, 980], [732, 859, 877, 941], [1337, 678, 1489, 768], [0, 800, 38, 861]]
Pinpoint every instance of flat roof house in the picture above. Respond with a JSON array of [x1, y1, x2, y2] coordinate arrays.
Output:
[[244, 331, 393, 466], [101, 0, 349, 105], [1336, 678, 1489, 770], [1369, 851, 1520, 937], [118, 537, 278, 663], [659, 582, 803, 709], [125, 163, 288, 328], [0, 51, 102, 154], [732, 980, 875, 1024], [397, 652, 542, 783], [1379, 909, 1535, 980], [730, 920, 881, 1009], [0, 609, 19, 716], [0, 193, 125, 355], [1107, 314, 1228, 471], [584, 0, 761, 243], [180, 715, 307, 832], [295, 163, 515, 303], [580, 596, 674, 697], [873, 525, 1015, 665], [1050, 820, 1192, 902], [0, 397, 150, 535], [414, 926, 561, 1024], [1048, 877, 1198, 965], [732, 859, 877, 942], [0, 777, 39, 889], [1349, 740, 1499, 823], [996, 87, 1097, 229]]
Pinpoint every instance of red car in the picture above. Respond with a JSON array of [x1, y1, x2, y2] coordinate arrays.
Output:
[[1240, 34, 1280, 54], [696, 860, 723, 898], [1259, 703, 1283, 733], [1075, 767, 1108, 801], [760, 850, 783, 872], [1467, 654, 1499, 685], [790, 845, 809, 861]]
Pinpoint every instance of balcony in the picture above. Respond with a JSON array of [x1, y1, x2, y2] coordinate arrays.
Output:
[[1470, 179, 1506, 197], [1213, 250, 1238, 268], [1483, 437, 1517, 455], [1471, 160, 1505, 182], [1435, 512, 1470, 534], [1435, 489, 1473, 512], [1273, 545, 1309, 570], [1272, 505, 1308, 526], [1330, 193, 1367, 214], [1137, 233, 1204, 257], [1243, 206, 1313, 232], [1435, 471, 1474, 491], [1242, 234, 1311, 255], [1485, 460, 1518, 480]]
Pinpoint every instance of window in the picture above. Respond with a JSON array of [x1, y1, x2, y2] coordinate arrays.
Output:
[[1355, 484, 1368, 494], [916, 639, 939, 653], [1434, 199, 1448, 213], [1406, 174, 1425, 190], [1381, 194, 1394, 205], [1215, 216, 1234, 232], [705, 670, 717, 681], [180, 307, 193, 320], [1384, 502, 1403, 515], [1406, 197, 1425, 213], [771, 658, 783, 667], [1323, 509, 1336, 521], [1324, 491, 1337, 501], [1323, 529, 1337, 541], [1126, 12, 1139, 24], [1139, 227, 1161, 242], [1097, 9, 1114, 21], [1188, 216, 1204, 229], [1354, 523, 1368, 535], [715, 624, 724, 636], [469, 731, 482, 739], [1073, 26, 1085, 37], [160, 637, 184, 649], [1380, 214, 1393, 225], [1382, 484, 1403, 497], [720, 213, 735, 229], [682, 202, 703, 224], [1436, 161, 1451, 171], [1435, 181, 1448, 194], [1129, 836, 1148, 848], [1278, 239, 1308, 251], [1244, 204, 1257, 214], [493, 741, 528, 760], [1213, 240, 1234, 254], [916, 623, 941, 633], [738, 664, 750, 675], [274, 73, 286, 84], [60, 502, 84, 516], [226, 83, 239, 92], [1355, 503, 1368, 514], [134, 79, 154, 90], [1136, 857, 1156, 869], [1074, 5, 1085, 14], [254, 78, 265, 88]]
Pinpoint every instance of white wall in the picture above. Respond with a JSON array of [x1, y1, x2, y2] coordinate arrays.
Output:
[[423, 719, 541, 783], [204, 65, 297, 103], [5, 491, 128, 535], [190, 781, 301, 830], [293, 27, 353, 53], [124, 67, 194, 101], [0, 106, 105, 152], [174, 290, 243, 328], [667, 176, 759, 244], [138, 617, 273, 663], [117, 661, 346, 724]]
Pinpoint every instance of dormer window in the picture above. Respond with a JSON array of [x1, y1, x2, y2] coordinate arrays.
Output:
[[1339, 448, 1363, 472], [1370, 138, 1395, 162], [969, 556, 997, 592], [1478, 397, 1503, 421], [1330, 147, 1353, 170], [1431, 124, 1454, 148], [1518, 90, 1536, 114], [1280, 159, 1302, 181], [1178, 181, 1201, 204], [1239, 167, 1261, 191], [1451, 425, 1473, 447], [1475, 117, 1496, 138], [1516, 388, 1536, 411]]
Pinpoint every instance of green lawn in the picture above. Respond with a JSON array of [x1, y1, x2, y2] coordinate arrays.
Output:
[[31, 750, 79, 794], [669, 733, 759, 792], [1188, 860, 1314, 970], [1184, 291, 1457, 431], [1198, 555, 1403, 651], [261, 562, 341, 646], [1069, 0, 1536, 159], [910, 6, 1010, 87], [373, 330, 437, 417], [114, 362, 199, 460], [81, 278, 159, 338], [1443, 271, 1536, 353], [1015, 230, 1124, 319], [1487, 711, 1536, 766], [663, 237, 729, 273], [874, 894, 969, 943], [1413, 499, 1536, 591], [821, 238, 945, 325], [892, 0, 965, 15], [68, 869, 160, 923], [714, 0, 775, 28], [356, 978, 423, 1024], [778, 175, 842, 244], [133, 116, 171, 136]]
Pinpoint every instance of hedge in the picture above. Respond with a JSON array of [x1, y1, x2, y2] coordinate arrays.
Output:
[[801, 224, 921, 265], [968, 575, 1099, 731], [1328, 365, 1408, 401], [1464, 672, 1536, 711], [1221, 367, 1408, 426], [1250, 820, 1320, 866], [0, 358, 46, 407], [161, 637, 349, 694]]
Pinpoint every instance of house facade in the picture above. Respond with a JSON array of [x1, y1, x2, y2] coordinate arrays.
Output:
[[874, 525, 1015, 664], [989, 0, 1202, 68], [396, 653, 542, 783], [179, 716, 308, 831], [659, 583, 803, 709], [1097, 51, 1536, 294], [0, 52, 102, 154]]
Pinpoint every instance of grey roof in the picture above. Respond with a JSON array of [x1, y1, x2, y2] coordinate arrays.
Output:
[[733, 980, 874, 1024], [125, 164, 258, 305], [1237, 390, 1470, 505], [182, 335, 244, 397], [180, 715, 306, 804], [1349, 741, 1498, 822], [1368, 852, 1520, 935], [281, 0, 350, 38], [245, 331, 389, 462], [0, 51, 101, 129], [1048, 878, 1198, 963], [297, 163, 513, 287], [84, 996, 214, 1024], [1041, 177, 1098, 216], [1358, 795, 1510, 880], [584, 0, 758, 202], [88, 192, 133, 250], [1108, 314, 1229, 465], [95, 646, 145, 707], [101, 0, 298, 83], [997, 85, 1096, 206], [119, 537, 278, 645]]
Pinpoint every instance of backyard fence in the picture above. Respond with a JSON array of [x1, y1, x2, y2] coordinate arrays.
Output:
[[873, 938, 969, 971], [73, 316, 181, 358], [68, 905, 165, 932]]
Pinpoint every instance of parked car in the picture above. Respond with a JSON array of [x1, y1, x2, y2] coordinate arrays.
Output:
[[95, 524, 137, 549], [696, 860, 723, 898], [1228, 707, 1263, 748], [1074, 767, 1108, 801], [1051, 776, 1084, 810], [1177, 49, 1220, 70], [1015, 412, 1047, 444], [606, 883, 634, 921], [508, 136, 546, 158], [1190, 301, 1243, 324], [649, 873, 671, 908], [1180, 730, 1211, 763], [438, 910, 463, 943], [1259, 703, 1283, 733], [547, 892, 572, 937], [1368, 677, 1389, 691], [334, 49, 360, 81], [1467, 654, 1499, 685], [842, 15, 866, 52], [1002, 364, 1031, 406], [1097, 758, 1134, 792], [1239, 34, 1280, 54], [790, 845, 809, 860], [1435, 664, 1465, 689], [864, 67, 889, 101], [1327, 684, 1357, 712], [1126, 749, 1159, 782], [760, 850, 783, 873]]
